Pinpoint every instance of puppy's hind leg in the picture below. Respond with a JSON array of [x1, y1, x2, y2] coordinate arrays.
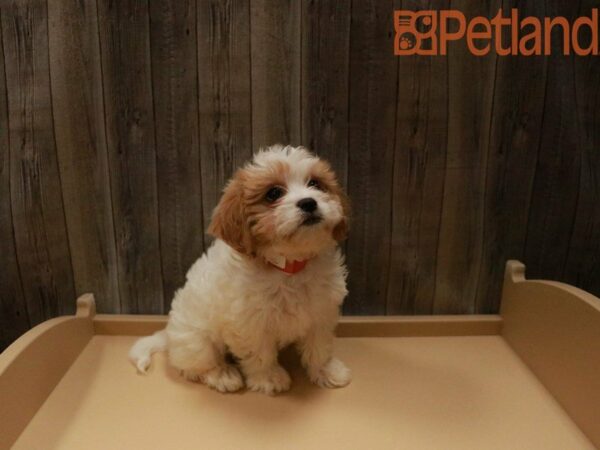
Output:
[[168, 334, 244, 393]]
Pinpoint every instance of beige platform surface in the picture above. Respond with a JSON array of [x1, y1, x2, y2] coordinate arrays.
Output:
[[13, 335, 593, 450]]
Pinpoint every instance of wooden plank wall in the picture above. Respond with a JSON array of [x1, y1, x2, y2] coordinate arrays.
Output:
[[1, 0, 599, 348]]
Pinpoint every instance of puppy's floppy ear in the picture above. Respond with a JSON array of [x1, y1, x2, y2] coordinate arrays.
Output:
[[208, 171, 254, 255], [332, 186, 351, 242]]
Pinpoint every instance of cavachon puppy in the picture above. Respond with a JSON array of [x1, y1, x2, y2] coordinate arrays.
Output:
[[129, 145, 351, 395]]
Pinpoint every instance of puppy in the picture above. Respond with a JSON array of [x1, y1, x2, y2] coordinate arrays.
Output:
[[129, 145, 351, 395]]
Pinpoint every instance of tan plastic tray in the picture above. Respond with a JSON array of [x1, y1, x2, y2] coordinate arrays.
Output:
[[1, 261, 599, 450]]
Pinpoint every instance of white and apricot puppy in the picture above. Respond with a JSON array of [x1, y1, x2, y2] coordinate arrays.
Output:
[[129, 145, 351, 395]]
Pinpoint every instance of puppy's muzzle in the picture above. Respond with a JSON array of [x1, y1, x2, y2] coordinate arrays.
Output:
[[297, 197, 322, 226]]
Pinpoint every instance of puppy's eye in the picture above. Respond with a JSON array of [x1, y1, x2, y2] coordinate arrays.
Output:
[[307, 179, 321, 190], [265, 186, 285, 203]]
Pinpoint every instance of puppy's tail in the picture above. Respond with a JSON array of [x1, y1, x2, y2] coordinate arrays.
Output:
[[128, 330, 167, 374]]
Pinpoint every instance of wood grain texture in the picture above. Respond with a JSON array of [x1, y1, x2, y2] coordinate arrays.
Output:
[[300, 0, 350, 186], [197, 0, 253, 232], [433, 0, 500, 314], [1, 0, 600, 349], [251, 0, 302, 149], [1, 0, 76, 325], [563, 0, 600, 298], [387, 0, 448, 315], [97, 0, 163, 313], [150, 0, 204, 308], [47, 0, 119, 313], [0, 13, 29, 350], [524, 0, 581, 283], [475, 2, 548, 314], [344, 0, 397, 315]]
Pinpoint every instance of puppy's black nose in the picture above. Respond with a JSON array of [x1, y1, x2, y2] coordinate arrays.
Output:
[[297, 197, 317, 213]]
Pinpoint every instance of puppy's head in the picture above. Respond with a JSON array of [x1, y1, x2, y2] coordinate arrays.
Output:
[[208, 145, 349, 260]]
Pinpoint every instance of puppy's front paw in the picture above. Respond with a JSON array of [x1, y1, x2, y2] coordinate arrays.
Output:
[[201, 365, 245, 393], [182, 365, 244, 393], [246, 365, 291, 395], [311, 358, 351, 388]]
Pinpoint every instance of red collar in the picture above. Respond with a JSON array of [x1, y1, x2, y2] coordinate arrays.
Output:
[[266, 256, 309, 275]]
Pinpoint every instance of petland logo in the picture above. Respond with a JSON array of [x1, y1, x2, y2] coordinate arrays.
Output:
[[394, 9, 599, 56]]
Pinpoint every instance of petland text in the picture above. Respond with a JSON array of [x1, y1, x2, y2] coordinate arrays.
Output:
[[394, 9, 599, 56]]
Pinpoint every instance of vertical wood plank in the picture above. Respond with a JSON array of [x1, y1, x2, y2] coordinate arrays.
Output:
[[433, 0, 499, 314], [524, 0, 580, 283], [251, 0, 301, 149], [1, 0, 76, 324], [300, 0, 350, 185], [97, 0, 164, 313], [563, 0, 600, 297], [0, 11, 29, 350], [197, 0, 253, 230], [344, 0, 397, 315], [475, 2, 547, 314], [150, 0, 204, 308], [387, 0, 448, 315], [47, 0, 119, 313]]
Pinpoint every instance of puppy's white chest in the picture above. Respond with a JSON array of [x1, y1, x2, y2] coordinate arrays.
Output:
[[262, 284, 315, 345]]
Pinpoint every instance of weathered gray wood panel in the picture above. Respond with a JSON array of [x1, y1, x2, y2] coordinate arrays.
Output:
[[475, 1, 548, 314], [564, 0, 600, 297], [344, 0, 397, 315], [524, 0, 581, 284], [251, 0, 302, 148], [150, 0, 205, 309], [197, 0, 253, 234], [1, 0, 599, 349], [48, 0, 119, 314], [301, 0, 350, 187], [433, 0, 500, 314], [0, 12, 30, 347], [388, 0, 448, 315], [1, 0, 75, 327], [97, 0, 164, 313]]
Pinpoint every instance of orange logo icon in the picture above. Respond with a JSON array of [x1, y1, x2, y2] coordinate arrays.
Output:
[[394, 11, 438, 55]]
